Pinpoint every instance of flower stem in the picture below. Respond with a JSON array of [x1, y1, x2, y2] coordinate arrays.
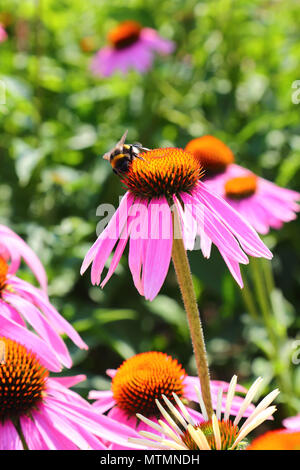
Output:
[[250, 257, 277, 347], [261, 258, 275, 295], [171, 205, 213, 419], [240, 270, 259, 319], [15, 419, 29, 450]]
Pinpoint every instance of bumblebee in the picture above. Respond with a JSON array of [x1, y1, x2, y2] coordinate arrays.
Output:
[[103, 130, 150, 174]]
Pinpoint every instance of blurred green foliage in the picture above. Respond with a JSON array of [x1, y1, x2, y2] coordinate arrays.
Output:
[[1, 0, 300, 427]]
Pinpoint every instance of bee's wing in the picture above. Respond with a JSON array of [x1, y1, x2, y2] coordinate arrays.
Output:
[[103, 130, 129, 161], [132, 144, 151, 153], [117, 129, 128, 148], [103, 150, 112, 161]]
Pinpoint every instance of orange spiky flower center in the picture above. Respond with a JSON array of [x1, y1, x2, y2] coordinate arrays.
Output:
[[247, 430, 300, 450], [0, 257, 8, 293], [112, 351, 186, 417], [0, 337, 48, 422], [225, 175, 257, 200], [108, 20, 142, 49], [120, 148, 203, 200], [185, 136, 235, 176], [183, 419, 241, 450]]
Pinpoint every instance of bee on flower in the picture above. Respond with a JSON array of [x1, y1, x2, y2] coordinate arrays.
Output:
[[81, 133, 272, 298]]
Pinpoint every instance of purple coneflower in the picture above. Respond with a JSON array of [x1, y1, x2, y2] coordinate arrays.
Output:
[[0, 337, 141, 449], [91, 20, 175, 77], [128, 374, 279, 450], [185, 136, 300, 235], [89, 352, 255, 450], [0, 256, 87, 371], [0, 224, 47, 291], [81, 146, 272, 298]]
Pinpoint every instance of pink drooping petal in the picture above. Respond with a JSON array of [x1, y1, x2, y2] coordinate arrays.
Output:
[[32, 408, 78, 450], [185, 406, 206, 425], [46, 378, 90, 408], [199, 229, 212, 258], [89, 391, 116, 413], [81, 192, 134, 285], [142, 198, 173, 301], [140, 28, 175, 54], [50, 375, 86, 389], [258, 176, 300, 203], [44, 396, 142, 449], [183, 376, 255, 418], [91, 44, 153, 77], [195, 182, 272, 259], [238, 197, 271, 235], [20, 415, 48, 450], [128, 199, 150, 296], [0, 314, 62, 372], [106, 368, 117, 378], [107, 406, 160, 450], [173, 195, 197, 250], [0, 225, 47, 291], [0, 24, 8, 42], [204, 163, 300, 234], [182, 191, 249, 264], [100, 201, 141, 288], [258, 193, 298, 222], [3, 291, 72, 368], [0, 421, 23, 450], [9, 276, 88, 350], [283, 414, 300, 431], [184, 375, 247, 395], [81, 192, 132, 274], [219, 252, 244, 288], [0, 298, 25, 326], [42, 402, 107, 450]]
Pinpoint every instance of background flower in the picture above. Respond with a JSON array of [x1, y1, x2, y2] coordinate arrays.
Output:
[[0, 336, 141, 450], [89, 352, 255, 449], [0, 256, 87, 370], [185, 137, 300, 235], [0, 225, 47, 291], [91, 20, 175, 77], [282, 413, 300, 431], [129, 375, 279, 450], [247, 429, 300, 450]]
